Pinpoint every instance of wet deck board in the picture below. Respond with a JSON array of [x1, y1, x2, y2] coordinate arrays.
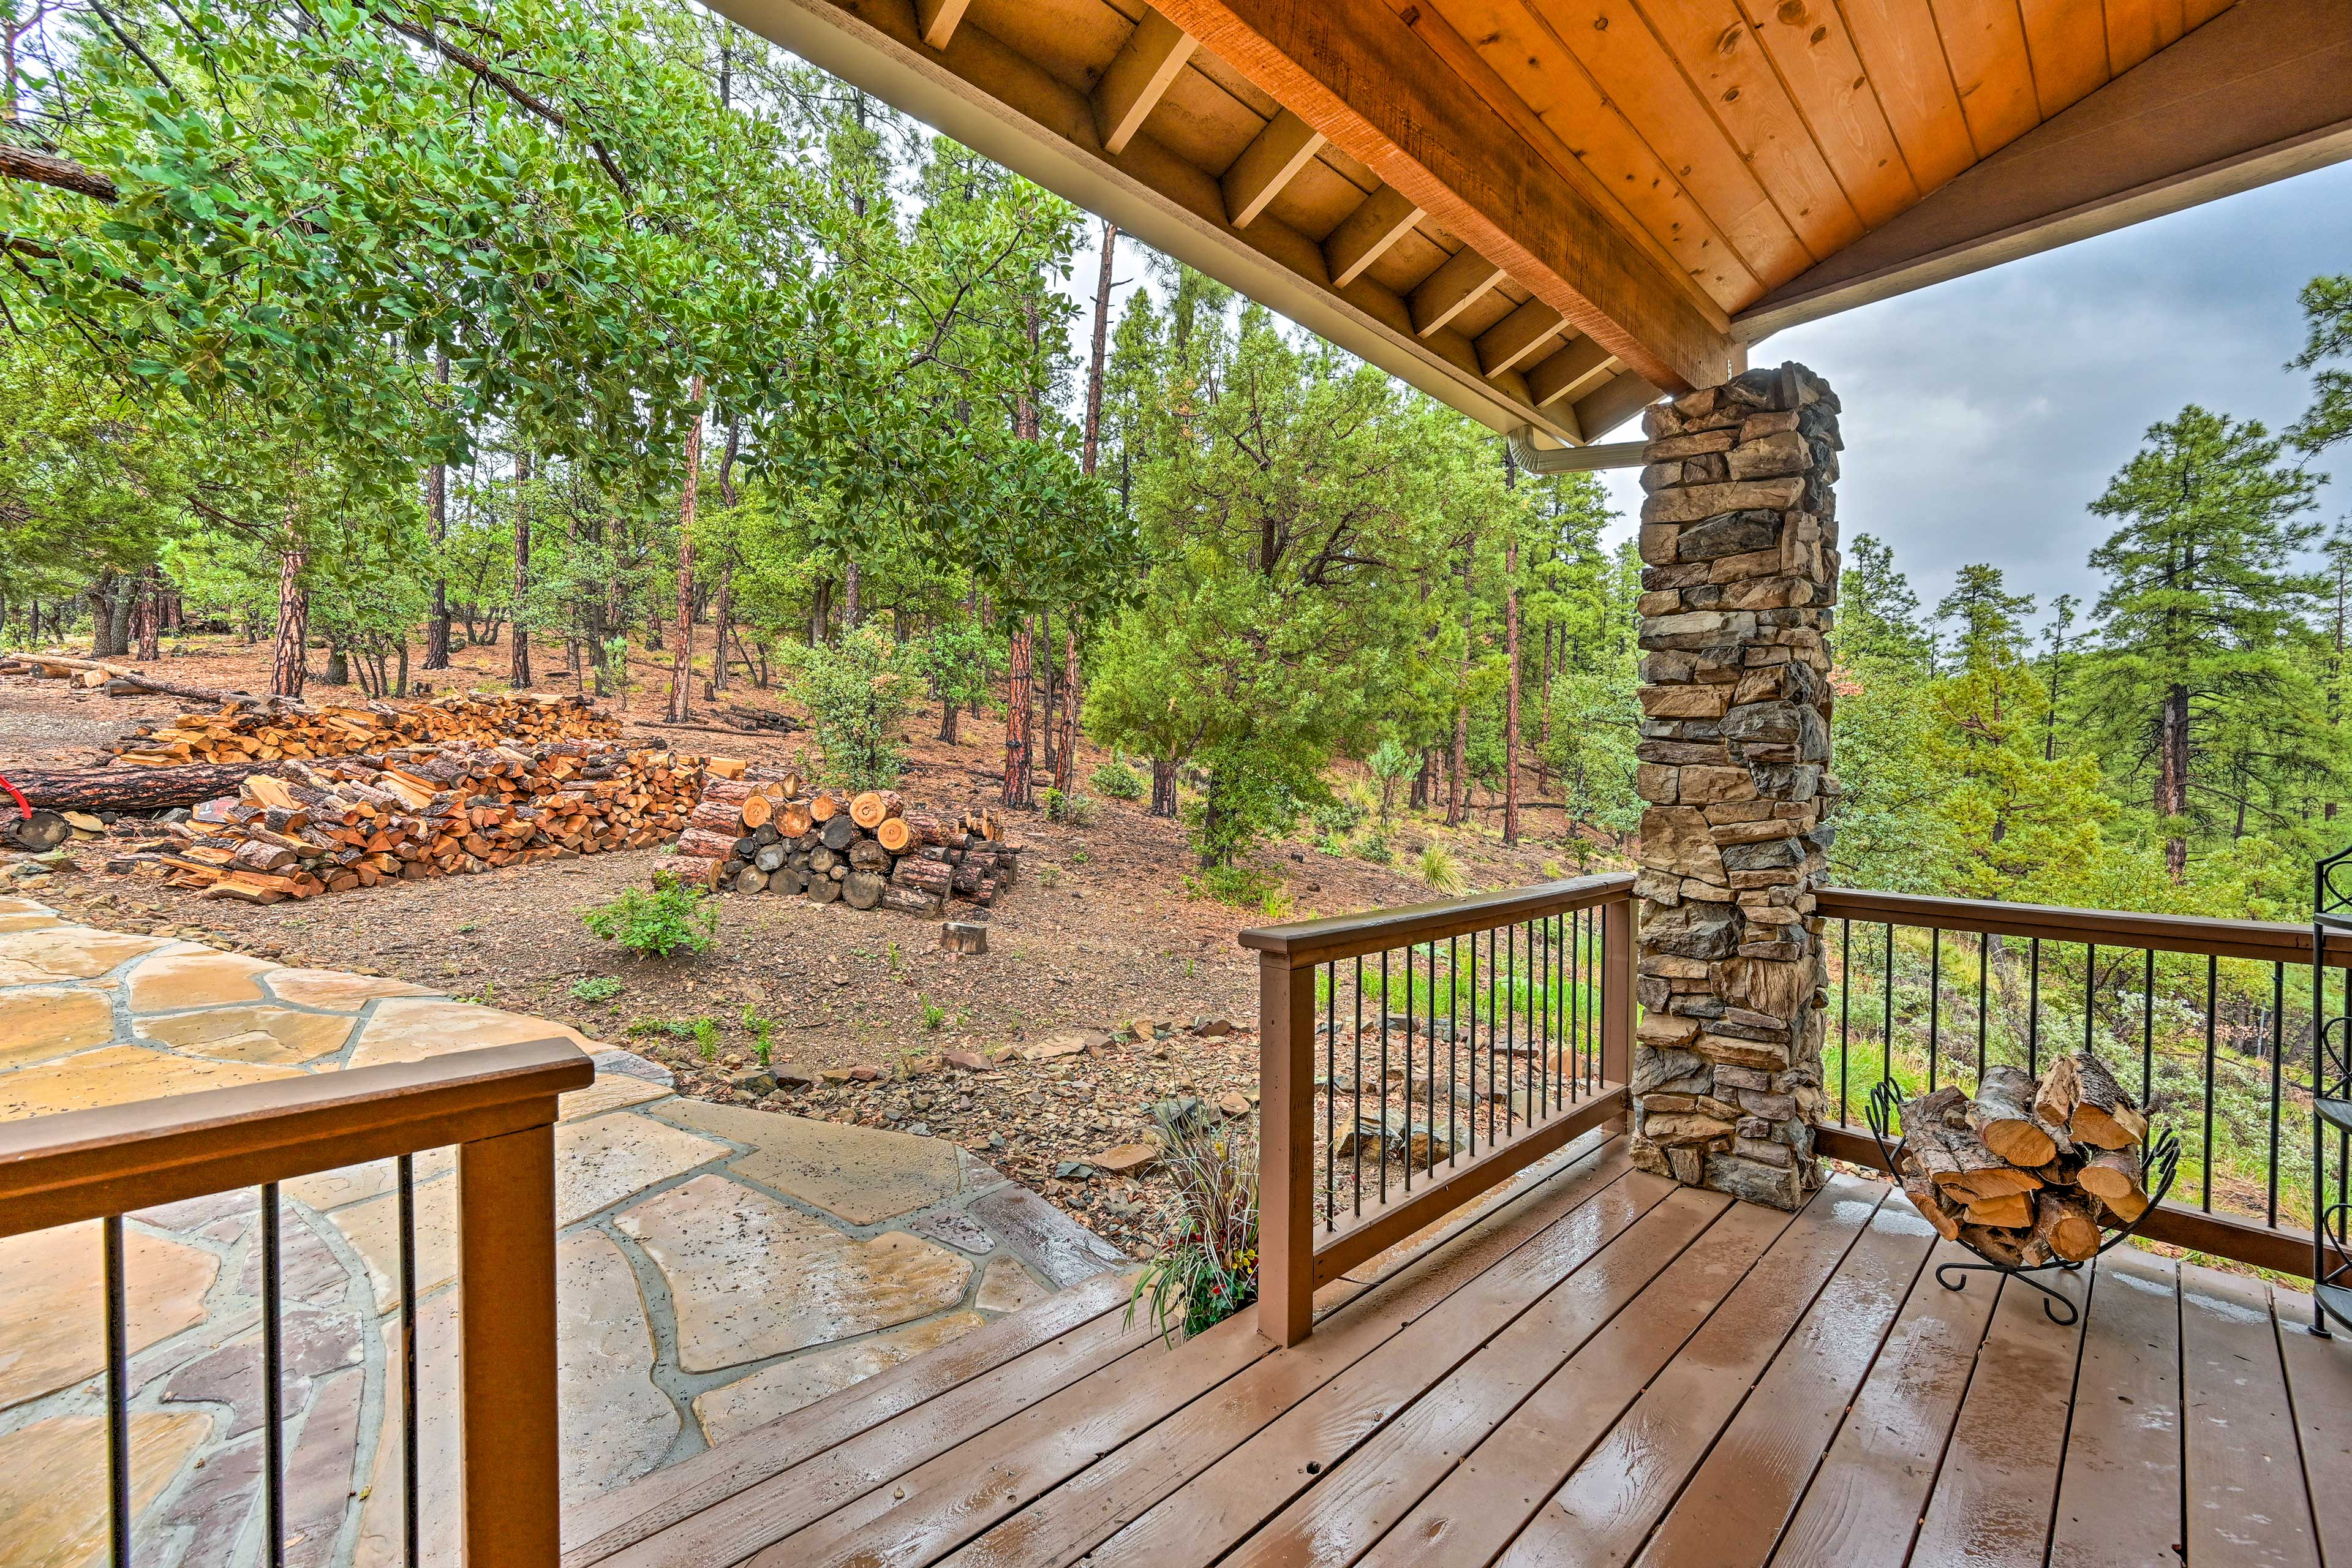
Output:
[[571, 1137, 2342, 1568]]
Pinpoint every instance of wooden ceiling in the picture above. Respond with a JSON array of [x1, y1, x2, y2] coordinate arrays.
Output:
[[717, 0, 2352, 443]]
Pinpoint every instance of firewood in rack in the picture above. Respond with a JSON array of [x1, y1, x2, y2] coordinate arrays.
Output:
[[1967, 1065, 2070, 1166], [2076, 1144, 2152, 1221], [2030, 1189, 2104, 1262], [2069, 1054, 2149, 1149], [1901, 1169, 1962, 1240]]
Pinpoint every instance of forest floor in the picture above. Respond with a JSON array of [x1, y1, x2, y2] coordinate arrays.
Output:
[[1, 630, 1623, 1259]]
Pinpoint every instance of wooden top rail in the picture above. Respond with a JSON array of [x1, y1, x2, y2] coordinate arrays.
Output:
[[0, 1037, 594, 1238], [1240, 872, 1635, 968], [1817, 886, 2352, 967]]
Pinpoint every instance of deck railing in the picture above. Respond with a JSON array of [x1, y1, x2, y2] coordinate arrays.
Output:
[[0, 1037, 593, 1568], [1242, 873, 1635, 1346], [1812, 886, 2349, 1279]]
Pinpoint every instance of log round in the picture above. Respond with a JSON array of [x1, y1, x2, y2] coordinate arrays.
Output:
[[842, 869, 885, 910]]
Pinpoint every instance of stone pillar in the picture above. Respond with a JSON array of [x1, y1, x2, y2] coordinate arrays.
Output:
[[1628, 363, 1841, 1210]]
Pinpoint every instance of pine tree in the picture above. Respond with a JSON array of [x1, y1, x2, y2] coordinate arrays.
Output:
[[2082, 407, 2325, 879]]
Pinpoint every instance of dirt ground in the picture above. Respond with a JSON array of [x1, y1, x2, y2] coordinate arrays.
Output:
[[2, 629, 1629, 1256]]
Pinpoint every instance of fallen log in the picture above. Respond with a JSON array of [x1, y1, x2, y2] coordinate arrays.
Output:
[[0, 762, 304, 813], [1, 652, 299, 713]]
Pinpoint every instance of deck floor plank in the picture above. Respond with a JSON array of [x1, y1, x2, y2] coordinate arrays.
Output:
[[1362, 1187, 1847, 1567], [1907, 1255, 2093, 1566], [1084, 1170, 1694, 1568], [2182, 1266, 2320, 1568], [1754, 1240, 2003, 1567], [1497, 1178, 1917, 1568], [2276, 1285, 2352, 1565], [1193, 1185, 1734, 1568], [938, 1138, 1640, 1568], [2048, 1250, 2183, 1568]]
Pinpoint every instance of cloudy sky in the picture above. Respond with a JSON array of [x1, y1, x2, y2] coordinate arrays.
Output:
[[1063, 156, 2352, 633]]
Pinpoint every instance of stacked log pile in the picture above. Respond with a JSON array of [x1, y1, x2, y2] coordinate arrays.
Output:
[[97, 691, 617, 764], [656, 780, 1019, 918], [1892, 1055, 2154, 1268], [105, 741, 718, 903]]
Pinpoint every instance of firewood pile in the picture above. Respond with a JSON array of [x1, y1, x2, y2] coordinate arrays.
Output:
[[104, 741, 717, 903], [89, 691, 619, 766], [1886, 1055, 2158, 1269], [655, 778, 1020, 918]]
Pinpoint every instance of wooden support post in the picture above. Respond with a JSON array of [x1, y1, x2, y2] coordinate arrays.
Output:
[[1602, 895, 1634, 1100], [1256, 952, 1317, 1348], [459, 1121, 562, 1568]]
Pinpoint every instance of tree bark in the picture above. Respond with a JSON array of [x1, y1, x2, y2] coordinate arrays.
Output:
[[132, 564, 160, 662], [1056, 619, 1080, 797], [842, 560, 862, 630], [1003, 619, 1035, 809], [1082, 219, 1118, 475], [1150, 756, 1178, 818], [1502, 451, 1521, 847], [423, 351, 453, 670], [271, 545, 309, 700], [2158, 680, 2189, 880], [510, 451, 533, 689], [1448, 530, 1475, 828], [667, 379, 706, 724], [710, 418, 741, 694]]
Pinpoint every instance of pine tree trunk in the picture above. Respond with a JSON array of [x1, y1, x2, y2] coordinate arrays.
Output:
[[2159, 680, 2190, 879], [667, 380, 706, 724], [271, 545, 309, 699], [105, 575, 135, 658], [86, 570, 123, 657], [1056, 619, 1080, 796], [1502, 458, 1521, 846], [510, 452, 533, 689], [132, 564, 160, 661], [1082, 219, 1117, 474], [1039, 609, 1058, 781], [1449, 535, 1474, 829], [1151, 757, 1178, 818], [1003, 619, 1035, 809], [1536, 622, 1553, 794], [710, 420, 740, 694], [843, 560, 862, 630]]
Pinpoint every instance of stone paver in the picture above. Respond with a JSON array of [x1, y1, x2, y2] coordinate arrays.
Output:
[[617, 1175, 976, 1371], [0, 900, 1126, 1568]]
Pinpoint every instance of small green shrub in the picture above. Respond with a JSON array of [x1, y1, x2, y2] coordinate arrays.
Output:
[[570, 976, 624, 1002], [1419, 843, 1468, 895], [692, 1016, 720, 1060], [1042, 788, 1101, 827], [1357, 831, 1392, 865], [582, 874, 720, 959], [784, 623, 924, 790], [918, 996, 946, 1031], [741, 1005, 775, 1065], [1186, 863, 1279, 908], [1128, 1105, 1259, 1342], [1315, 831, 1349, 856], [1091, 758, 1145, 800]]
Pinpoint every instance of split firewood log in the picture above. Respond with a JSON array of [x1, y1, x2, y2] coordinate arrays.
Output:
[[2034, 1055, 2081, 1128], [2077, 1144, 2151, 1220], [777, 799, 814, 837], [1960, 1192, 2034, 1229], [1968, 1065, 2068, 1167], [1901, 1169, 1962, 1240], [2030, 1189, 2105, 1262], [2068, 1054, 2149, 1149]]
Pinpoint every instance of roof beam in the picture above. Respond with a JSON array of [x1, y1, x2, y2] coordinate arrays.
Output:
[[1410, 248, 1504, 338], [1093, 9, 1197, 156], [912, 0, 969, 50], [1476, 299, 1566, 379], [1525, 337, 1615, 409], [1737, 0, 2352, 340], [1322, 184, 1423, 288], [1154, 0, 1738, 392], [1574, 369, 1660, 443], [1222, 109, 1325, 229]]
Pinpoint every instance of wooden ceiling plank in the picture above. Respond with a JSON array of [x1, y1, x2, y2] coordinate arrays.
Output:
[[1223, 108, 1327, 227], [1739, 0, 2352, 339], [1838, 0, 1980, 193], [1404, 0, 1758, 313], [1630, 0, 1868, 261], [1737, 0, 1923, 230], [1928, 0, 2043, 157], [914, 0, 973, 50], [2183, 0, 2235, 24], [1526, 336, 1618, 407], [1572, 367, 1663, 439], [1477, 299, 1570, 377], [1093, 8, 1200, 155], [1324, 184, 1427, 286], [1521, 0, 1813, 287], [1156, 0, 1743, 390], [1411, 246, 1509, 337], [2018, 0, 2111, 120]]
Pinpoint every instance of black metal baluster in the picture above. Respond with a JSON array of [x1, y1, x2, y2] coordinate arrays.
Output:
[[2142, 948, 2155, 1106], [1485, 927, 1498, 1145], [1977, 932, 1990, 1085], [263, 1180, 284, 1568], [1349, 958, 1363, 1218], [2028, 937, 2042, 1076], [104, 1215, 130, 1568], [398, 1153, 420, 1568], [1537, 917, 1550, 1120], [1393, 950, 1408, 1193], [1450, 936, 1462, 1164], [1324, 960, 1336, 1232], [1838, 917, 1852, 1121], [1505, 921, 1517, 1136], [2203, 954, 2218, 1212], [1928, 927, 1942, 1091], [2086, 943, 2098, 1055], [2269, 961, 2285, 1226], [1882, 923, 1894, 1090]]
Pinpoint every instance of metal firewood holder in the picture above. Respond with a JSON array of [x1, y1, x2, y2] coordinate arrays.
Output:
[[1866, 1076, 2179, 1325]]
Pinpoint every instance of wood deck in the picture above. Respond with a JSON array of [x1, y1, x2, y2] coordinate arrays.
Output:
[[562, 1129, 2352, 1568]]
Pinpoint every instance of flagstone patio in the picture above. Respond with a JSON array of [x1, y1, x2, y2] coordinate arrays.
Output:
[[0, 895, 1125, 1568]]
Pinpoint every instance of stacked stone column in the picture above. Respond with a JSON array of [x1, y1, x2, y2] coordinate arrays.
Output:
[[1628, 362, 1841, 1210]]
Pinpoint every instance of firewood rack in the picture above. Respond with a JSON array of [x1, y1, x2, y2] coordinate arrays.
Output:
[[1866, 1076, 2179, 1326]]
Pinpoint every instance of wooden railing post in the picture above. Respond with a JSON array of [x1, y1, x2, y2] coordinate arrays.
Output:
[[1602, 895, 1635, 1094], [1257, 949, 1317, 1348], [458, 1120, 562, 1568]]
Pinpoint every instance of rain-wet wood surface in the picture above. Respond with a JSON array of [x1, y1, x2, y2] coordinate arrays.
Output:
[[569, 1129, 2352, 1568]]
